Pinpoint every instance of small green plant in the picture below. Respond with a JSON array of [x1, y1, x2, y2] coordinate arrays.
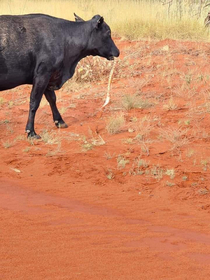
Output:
[[82, 142, 94, 151], [138, 159, 149, 168], [184, 120, 190, 125], [106, 169, 114, 180], [8, 101, 14, 108], [0, 97, 6, 107], [150, 165, 164, 181], [166, 181, 176, 187], [165, 169, 175, 179], [201, 160, 208, 171], [0, 119, 10, 124], [182, 176, 188, 181], [130, 116, 138, 122], [185, 74, 192, 85], [117, 155, 130, 169], [129, 157, 150, 176]]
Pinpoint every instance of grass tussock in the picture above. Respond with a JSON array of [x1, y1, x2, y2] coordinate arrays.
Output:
[[106, 114, 125, 134], [160, 127, 189, 150], [1, 0, 210, 41], [122, 94, 153, 110]]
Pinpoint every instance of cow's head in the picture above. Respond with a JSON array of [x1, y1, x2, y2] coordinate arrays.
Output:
[[74, 13, 120, 60]]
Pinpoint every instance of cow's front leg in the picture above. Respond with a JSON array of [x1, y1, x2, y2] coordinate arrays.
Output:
[[26, 74, 50, 139], [44, 89, 68, 128]]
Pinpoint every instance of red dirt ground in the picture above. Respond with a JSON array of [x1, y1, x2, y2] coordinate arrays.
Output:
[[1, 39, 210, 279]]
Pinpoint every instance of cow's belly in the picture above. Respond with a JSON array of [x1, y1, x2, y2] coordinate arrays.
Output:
[[0, 72, 33, 91]]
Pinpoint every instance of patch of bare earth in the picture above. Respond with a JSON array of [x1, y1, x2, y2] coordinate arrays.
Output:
[[1, 39, 210, 279]]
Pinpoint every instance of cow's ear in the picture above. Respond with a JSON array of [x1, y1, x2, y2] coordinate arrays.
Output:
[[92, 15, 104, 29], [74, 13, 84, 22]]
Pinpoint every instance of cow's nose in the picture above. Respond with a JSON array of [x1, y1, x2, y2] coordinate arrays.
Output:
[[114, 48, 120, 57]]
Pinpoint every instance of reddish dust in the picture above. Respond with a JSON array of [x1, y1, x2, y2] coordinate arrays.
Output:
[[1, 39, 210, 279]]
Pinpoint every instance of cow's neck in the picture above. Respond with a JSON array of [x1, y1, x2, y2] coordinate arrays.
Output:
[[65, 24, 94, 78]]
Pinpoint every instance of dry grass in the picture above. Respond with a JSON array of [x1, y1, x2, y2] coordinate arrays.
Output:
[[81, 131, 105, 151], [122, 94, 153, 111], [160, 127, 189, 150], [74, 57, 113, 83], [1, 0, 210, 41], [163, 96, 178, 111], [2, 140, 13, 149], [0, 97, 6, 107], [117, 155, 130, 169], [106, 114, 125, 134], [41, 129, 60, 145]]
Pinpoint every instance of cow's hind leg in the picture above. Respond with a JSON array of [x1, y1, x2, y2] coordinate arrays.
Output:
[[26, 73, 50, 139], [44, 89, 68, 128]]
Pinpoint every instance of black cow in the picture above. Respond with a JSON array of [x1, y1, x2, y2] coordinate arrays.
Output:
[[0, 13, 119, 138]]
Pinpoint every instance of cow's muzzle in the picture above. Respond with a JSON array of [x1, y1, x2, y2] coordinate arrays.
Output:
[[107, 56, 115, 61], [107, 49, 120, 60]]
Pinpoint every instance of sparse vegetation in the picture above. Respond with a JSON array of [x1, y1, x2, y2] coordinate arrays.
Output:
[[0, 119, 10, 124], [41, 130, 60, 145], [81, 133, 105, 151], [2, 140, 13, 149]]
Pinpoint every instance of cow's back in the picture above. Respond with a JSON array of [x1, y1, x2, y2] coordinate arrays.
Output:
[[0, 14, 67, 90]]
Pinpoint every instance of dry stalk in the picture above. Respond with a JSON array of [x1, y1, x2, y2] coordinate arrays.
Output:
[[102, 59, 117, 108]]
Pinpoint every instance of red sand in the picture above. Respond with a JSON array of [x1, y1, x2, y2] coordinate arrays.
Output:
[[1, 39, 210, 279]]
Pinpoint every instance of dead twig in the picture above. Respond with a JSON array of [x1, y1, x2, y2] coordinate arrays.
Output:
[[102, 59, 117, 108]]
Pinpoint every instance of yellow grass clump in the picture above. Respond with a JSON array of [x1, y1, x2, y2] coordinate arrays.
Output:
[[0, 0, 210, 41]]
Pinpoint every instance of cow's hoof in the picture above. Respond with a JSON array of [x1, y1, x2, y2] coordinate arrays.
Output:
[[55, 120, 68, 128], [27, 131, 41, 139]]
